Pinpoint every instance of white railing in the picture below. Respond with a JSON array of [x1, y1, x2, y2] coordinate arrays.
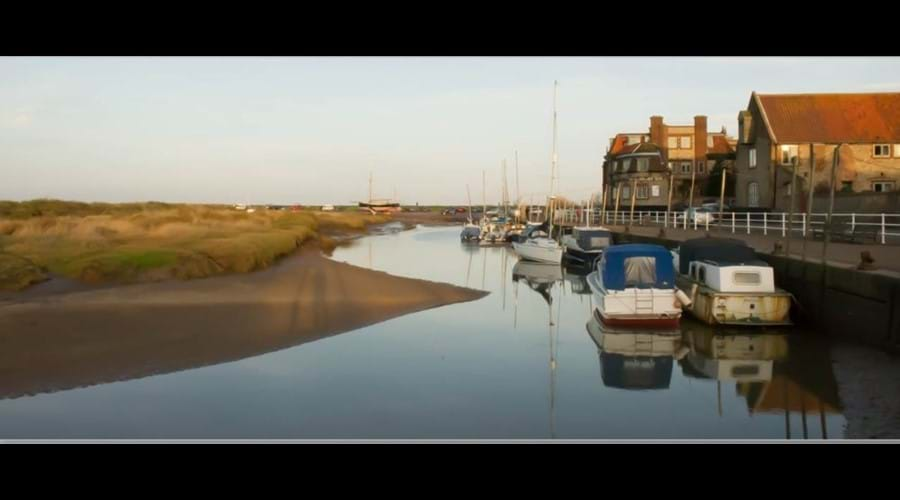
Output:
[[550, 208, 900, 245]]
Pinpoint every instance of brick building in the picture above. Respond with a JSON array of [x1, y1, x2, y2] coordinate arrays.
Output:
[[733, 92, 900, 210], [603, 115, 735, 209]]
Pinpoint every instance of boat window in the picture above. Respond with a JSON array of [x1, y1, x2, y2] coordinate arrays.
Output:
[[623, 257, 657, 288], [698, 266, 706, 284], [734, 272, 761, 285], [731, 364, 760, 376]]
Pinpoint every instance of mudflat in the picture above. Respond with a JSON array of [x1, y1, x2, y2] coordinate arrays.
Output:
[[0, 247, 488, 400]]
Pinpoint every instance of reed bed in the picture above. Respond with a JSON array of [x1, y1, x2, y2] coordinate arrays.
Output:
[[0, 200, 388, 290]]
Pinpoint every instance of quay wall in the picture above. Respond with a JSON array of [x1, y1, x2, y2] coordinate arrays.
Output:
[[611, 230, 900, 354]]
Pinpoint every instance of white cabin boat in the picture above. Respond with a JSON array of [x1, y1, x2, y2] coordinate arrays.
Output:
[[586, 244, 690, 328], [511, 222, 563, 263], [672, 238, 792, 326]]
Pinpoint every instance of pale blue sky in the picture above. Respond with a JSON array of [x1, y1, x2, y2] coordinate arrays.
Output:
[[2, 57, 900, 205]]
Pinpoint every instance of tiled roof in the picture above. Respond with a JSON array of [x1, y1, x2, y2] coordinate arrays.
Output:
[[755, 92, 900, 144], [707, 135, 735, 155]]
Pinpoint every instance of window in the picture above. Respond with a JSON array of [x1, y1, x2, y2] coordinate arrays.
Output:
[[622, 186, 631, 199], [781, 145, 798, 165], [749, 148, 757, 168], [668, 137, 678, 149], [748, 182, 760, 207], [667, 161, 674, 170], [620, 159, 630, 172], [651, 185, 660, 197], [873, 181, 895, 192], [841, 181, 853, 192], [624, 257, 657, 288], [697, 161, 705, 174], [681, 162, 691, 174], [636, 158, 649, 172], [894, 145, 900, 158], [734, 272, 761, 285], [636, 183, 650, 199], [874, 144, 890, 158], [680, 136, 692, 149]]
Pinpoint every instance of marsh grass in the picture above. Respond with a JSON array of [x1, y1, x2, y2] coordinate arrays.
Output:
[[0, 201, 389, 290]]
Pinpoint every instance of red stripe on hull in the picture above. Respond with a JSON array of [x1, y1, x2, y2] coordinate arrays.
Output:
[[599, 316, 681, 328]]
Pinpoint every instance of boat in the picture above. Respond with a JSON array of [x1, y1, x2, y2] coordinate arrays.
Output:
[[671, 238, 792, 326], [561, 226, 612, 266], [585, 314, 685, 390], [512, 235, 564, 263], [586, 244, 691, 328], [511, 81, 564, 264], [460, 223, 481, 242], [359, 172, 401, 213]]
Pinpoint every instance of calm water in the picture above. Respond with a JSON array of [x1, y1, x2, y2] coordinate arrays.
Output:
[[0, 224, 847, 439]]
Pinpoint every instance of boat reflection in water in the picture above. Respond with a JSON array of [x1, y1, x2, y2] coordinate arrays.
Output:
[[679, 324, 842, 438], [512, 259, 563, 305], [585, 313, 687, 390], [511, 258, 564, 438]]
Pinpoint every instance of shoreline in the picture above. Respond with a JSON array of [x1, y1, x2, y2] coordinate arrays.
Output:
[[0, 243, 488, 400]]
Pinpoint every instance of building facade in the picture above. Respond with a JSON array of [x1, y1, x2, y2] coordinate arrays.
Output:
[[733, 92, 900, 211], [603, 115, 735, 209]]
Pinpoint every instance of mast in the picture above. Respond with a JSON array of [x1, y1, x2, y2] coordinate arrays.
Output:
[[369, 171, 373, 203], [515, 150, 521, 222], [466, 184, 474, 223], [482, 169, 487, 218], [550, 80, 559, 198], [502, 159, 509, 218]]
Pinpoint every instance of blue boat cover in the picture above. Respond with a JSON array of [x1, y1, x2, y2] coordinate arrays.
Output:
[[600, 244, 675, 290]]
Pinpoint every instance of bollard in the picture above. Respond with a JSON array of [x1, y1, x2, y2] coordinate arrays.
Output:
[[857, 251, 876, 271]]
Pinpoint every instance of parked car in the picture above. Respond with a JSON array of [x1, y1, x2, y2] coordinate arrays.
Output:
[[676, 206, 717, 225], [321, 204, 335, 211]]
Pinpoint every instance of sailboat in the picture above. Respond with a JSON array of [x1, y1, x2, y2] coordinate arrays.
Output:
[[358, 172, 401, 213], [512, 81, 564, 264], [460, 184, 481, 242]]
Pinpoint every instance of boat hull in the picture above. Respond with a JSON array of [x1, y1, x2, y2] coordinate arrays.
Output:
[[512, 240, 563, 264], [587, 272, 682, 328], [563, 247, 602, 265], [675, 275, 792, 326]]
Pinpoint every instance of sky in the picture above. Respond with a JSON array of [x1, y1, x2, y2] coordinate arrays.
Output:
[[2, 56, 900, 206]]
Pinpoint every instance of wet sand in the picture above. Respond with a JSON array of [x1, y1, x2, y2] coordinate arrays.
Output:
[[0, 247, 488, 400]]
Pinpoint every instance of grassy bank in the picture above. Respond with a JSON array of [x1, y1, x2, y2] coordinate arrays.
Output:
[[0, 200, 389, 291]]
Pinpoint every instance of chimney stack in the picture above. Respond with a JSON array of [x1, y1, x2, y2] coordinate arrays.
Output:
[[694, 115, 708, 165], [650, 116, 666, 160]]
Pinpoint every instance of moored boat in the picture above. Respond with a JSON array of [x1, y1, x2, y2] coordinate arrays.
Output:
[[672, 238, 792, 326], [512, 236, 564, 263], [586, 244, 690, 328], [561, 226, 612, 266]]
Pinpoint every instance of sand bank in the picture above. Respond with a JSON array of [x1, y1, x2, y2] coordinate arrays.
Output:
[[0, 248, 488, 400]]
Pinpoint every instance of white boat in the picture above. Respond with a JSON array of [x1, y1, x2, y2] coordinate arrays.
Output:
[[512, 237, 563, 264], [561, 226, 612, 266], [672, 238, 792, 326], [586, 244, 690, 328], [513, 81, 564, 264]]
